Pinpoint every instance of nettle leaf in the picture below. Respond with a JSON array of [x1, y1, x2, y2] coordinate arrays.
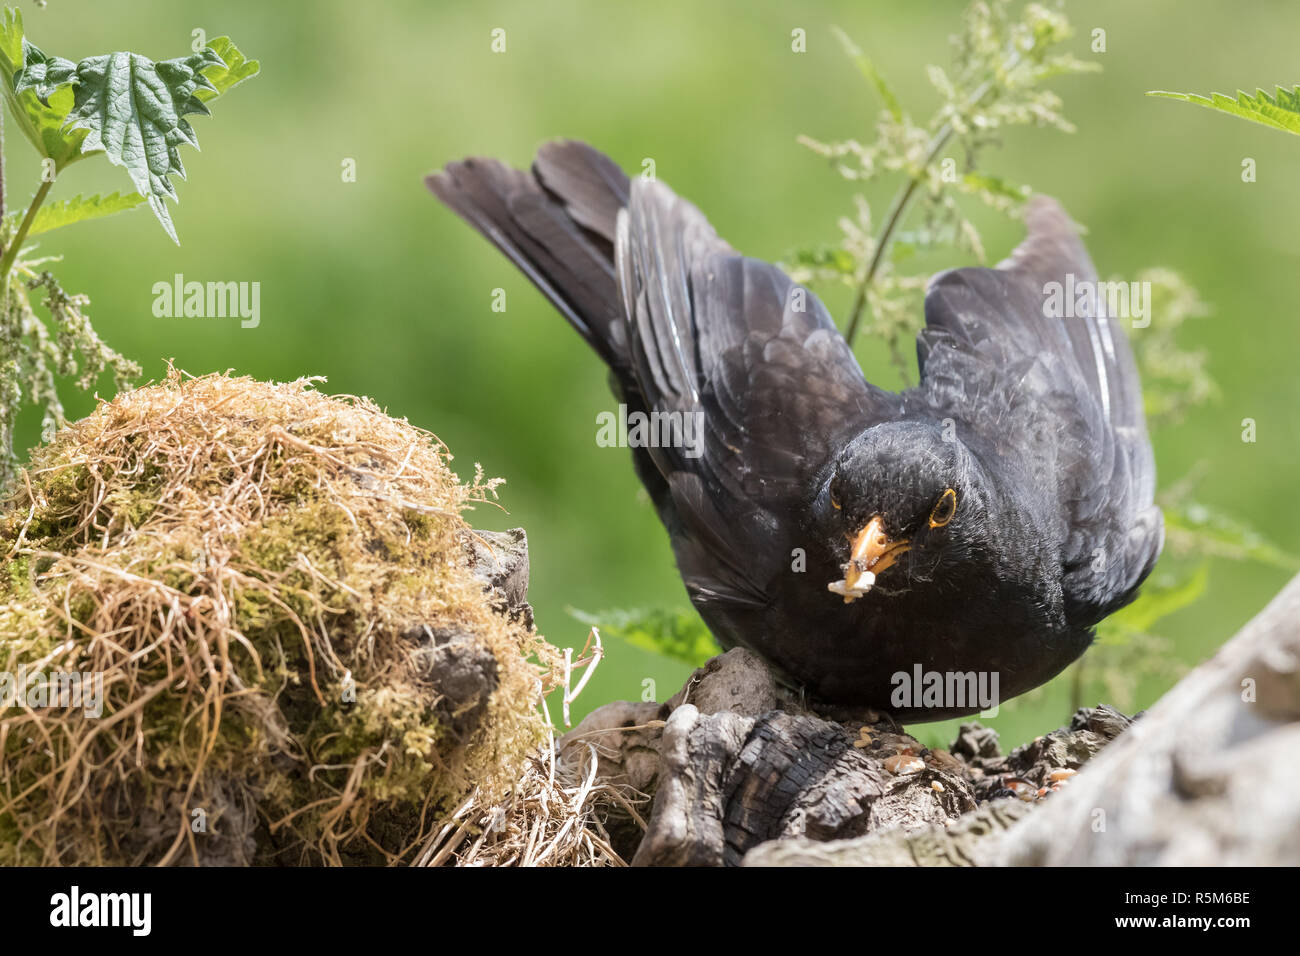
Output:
[[0, 10, 87, 168], [15, 191, 148, 238], [195, 36, 260, 102], [5, 30, 258, 244], [14, 38, 76, 104], [42, 48, 227, 243], [1148, 86, 1300, 137]]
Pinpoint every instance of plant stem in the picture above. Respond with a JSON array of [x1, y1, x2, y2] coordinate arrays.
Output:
[[0, 108, 7, 224], [0, 178, 53, 289], [842, 63, 1013, 348], [843, 124, 954, 348]]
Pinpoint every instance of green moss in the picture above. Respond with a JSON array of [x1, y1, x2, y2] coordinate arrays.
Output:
[[0, 372, 551, 866], [1, 553, 32, 600], [6, 462, 91, 545]]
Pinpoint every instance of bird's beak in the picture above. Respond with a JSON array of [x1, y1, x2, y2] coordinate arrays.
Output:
[[827, 515, 910, 603]]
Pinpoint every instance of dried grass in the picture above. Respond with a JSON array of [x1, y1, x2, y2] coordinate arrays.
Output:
[[416, 632, 649, 867], [0, 367, 565, 865]]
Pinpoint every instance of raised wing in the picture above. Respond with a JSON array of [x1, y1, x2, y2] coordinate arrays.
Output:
[[616, 180, 900, 606], [911, 196, 1162, 622]]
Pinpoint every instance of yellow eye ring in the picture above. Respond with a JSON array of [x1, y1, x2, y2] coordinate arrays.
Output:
[[929, 488, 957, 528]]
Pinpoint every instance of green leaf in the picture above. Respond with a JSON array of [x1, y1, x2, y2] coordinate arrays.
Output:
[[961, 171, 1030, 202], [787, 245, 857, 276], [43, 48, 228, 242], [1147, 86, 1300, 137], [2, 22, 258, 244], [195, 36, 260, 102], [568, 606, 717, 669], [0, 9, 88, 169], [1164, 501, 1300, 572], [1099, 563, 1209, 643], [13, 39, 75, 105], [833, 26, 904, 122], [13, 191, 147, 238]]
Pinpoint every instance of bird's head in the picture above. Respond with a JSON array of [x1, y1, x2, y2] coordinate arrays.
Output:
[[818, 421, 988, 603]]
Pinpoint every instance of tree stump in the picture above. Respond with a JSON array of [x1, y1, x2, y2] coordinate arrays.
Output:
[[560, 573, 1300, 866]]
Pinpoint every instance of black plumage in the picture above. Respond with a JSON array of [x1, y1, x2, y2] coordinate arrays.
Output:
[[427, 141, 1162, 720]]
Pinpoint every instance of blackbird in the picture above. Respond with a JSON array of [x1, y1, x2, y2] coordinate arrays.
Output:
[[427, 141, 1162, 720]]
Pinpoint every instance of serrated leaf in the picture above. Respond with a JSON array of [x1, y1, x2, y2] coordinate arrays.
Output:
[[833, 25, 903, 122], [195, 36, 259, 101], [3, 23, 257, 244], [11, 191, 147, 238], [568, 606, 717, 669], [0, 9, 88, 169], [13, 38, 76, 105], [56, 48, 225, 243], [1148, 86, 1300, 137]]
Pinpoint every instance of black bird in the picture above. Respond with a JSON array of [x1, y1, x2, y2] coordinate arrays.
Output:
[[427, 141, 1162, 720]]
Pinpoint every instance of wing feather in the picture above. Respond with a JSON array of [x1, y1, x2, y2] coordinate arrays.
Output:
[[914, 196, 1162, 622], [616, 179, 898, 605]]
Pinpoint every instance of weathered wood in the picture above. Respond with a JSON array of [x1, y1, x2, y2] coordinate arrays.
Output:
[[741, 705, 1130, 866], [744, 798, 1034, 866], [561, 648, 1131, 866], [558, 574, 1300, 866], [466, 528, 534, 628], [996, 572, 1300, 866], [631, 702, 977, 865], [560, 649, 981, 866]]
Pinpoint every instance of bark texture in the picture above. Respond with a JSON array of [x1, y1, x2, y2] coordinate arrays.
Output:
[[558, 573, 1300, 867]]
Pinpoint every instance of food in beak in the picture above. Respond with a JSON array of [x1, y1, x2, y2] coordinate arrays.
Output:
[[827, 515, 910, 603]]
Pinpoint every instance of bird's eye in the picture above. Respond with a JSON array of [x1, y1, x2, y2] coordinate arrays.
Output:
[[929, 488, 957, 528], [829, 477, 842, 510]]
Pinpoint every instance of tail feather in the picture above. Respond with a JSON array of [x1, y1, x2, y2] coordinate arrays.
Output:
[[532, 140, 629, 243], [425, 141, 631, 369]]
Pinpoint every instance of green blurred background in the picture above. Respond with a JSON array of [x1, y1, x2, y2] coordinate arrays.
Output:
[[9, 0, 1299, 747]]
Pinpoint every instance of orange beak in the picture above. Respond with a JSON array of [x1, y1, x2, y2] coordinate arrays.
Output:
[[827, 515, 911, 603]]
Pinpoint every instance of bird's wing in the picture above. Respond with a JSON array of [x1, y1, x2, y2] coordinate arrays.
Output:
[[617, 179, 900, 607], [912, 196, 1162, 622]]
